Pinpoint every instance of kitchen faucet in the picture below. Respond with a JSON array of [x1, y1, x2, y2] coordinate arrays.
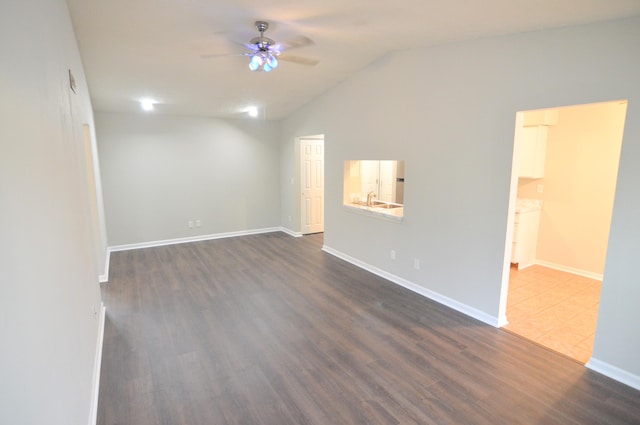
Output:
[[367, 191, 377, 206]]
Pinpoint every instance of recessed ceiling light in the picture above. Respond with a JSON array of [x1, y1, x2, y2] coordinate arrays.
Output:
[[140, 98, 155, 111]]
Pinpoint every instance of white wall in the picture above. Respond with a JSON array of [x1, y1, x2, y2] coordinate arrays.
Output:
[[96, 112, 282, 246], [281, 18, 640, 383], [0, 0, 105, 423]]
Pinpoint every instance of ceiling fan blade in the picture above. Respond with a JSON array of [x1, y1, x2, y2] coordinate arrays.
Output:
[[200, 52, 246, 59], [243, 43, 260, 51], [278, 54, 319, 66], [281, 35, 314, 50]]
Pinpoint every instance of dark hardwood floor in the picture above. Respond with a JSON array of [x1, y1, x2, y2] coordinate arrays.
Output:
[[98, 232, 640, 425]]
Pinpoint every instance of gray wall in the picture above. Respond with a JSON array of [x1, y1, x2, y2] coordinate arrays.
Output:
[[96, 112, 282, 246], [0, 0, 105, 423], [281, 18, 640, 382]]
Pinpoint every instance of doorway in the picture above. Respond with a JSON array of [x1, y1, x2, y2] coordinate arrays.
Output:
[[300, 136, 324, 235], [502, 100, 627, 363]]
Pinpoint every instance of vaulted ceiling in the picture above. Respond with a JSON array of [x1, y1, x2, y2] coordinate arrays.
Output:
[[66, 0, 640, 120]]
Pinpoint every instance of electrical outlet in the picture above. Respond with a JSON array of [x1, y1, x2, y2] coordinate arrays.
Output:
[[195, 220, 201, 228], [288, 215, 292, 222], [537, 184, 544, 193], [188, 220, 194, 228], [414, 258, 420, 270], [390, 250, 396, 260]]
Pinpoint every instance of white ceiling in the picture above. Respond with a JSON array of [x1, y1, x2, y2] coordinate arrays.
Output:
[[66, 0, 640, 120]]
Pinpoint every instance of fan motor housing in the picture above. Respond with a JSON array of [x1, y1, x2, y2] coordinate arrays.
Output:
[[250, 36, 275, 50]]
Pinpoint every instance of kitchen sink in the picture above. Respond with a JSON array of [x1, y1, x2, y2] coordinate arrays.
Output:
[[371, 201, 402, 209], [351, 201, 402, 209]]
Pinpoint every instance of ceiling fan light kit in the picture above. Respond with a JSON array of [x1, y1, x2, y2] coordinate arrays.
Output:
[[248, 51, 278, 72]]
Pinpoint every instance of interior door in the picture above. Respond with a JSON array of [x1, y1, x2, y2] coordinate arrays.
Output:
[[360, 160, 379, 197], [300, 138, 324, 234], [378, 160, 395, 202]]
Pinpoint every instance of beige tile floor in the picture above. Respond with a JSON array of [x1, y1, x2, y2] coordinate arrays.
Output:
[[504, 264, 602, 363]]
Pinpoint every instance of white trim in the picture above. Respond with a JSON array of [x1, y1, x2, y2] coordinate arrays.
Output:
[[586, 358, 640, 391], [280, 227, 303, 238], [535, 259, 603, 281], [98, 248, 110, 283], [88, 303, 106, 425], [108, 227, 284, 252], [321, 245, 502, 327]]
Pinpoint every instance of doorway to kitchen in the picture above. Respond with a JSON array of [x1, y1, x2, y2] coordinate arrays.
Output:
[[300, 135, 324, 235], [502, 100, 627, 363]]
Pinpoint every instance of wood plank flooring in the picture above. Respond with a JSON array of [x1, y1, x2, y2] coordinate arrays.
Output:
[[98, 232, 640, 425]]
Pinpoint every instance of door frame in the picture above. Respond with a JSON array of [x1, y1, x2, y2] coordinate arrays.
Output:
[[500, 101, 626, 338]]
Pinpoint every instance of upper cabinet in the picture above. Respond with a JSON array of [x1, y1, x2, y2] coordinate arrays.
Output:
[[517, 108, 558, 179], [518, 125, 548, 179]]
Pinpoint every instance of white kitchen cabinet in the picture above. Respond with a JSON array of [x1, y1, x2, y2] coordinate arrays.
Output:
[[511, 208, 541, 269], [518, 125, 548, 179]]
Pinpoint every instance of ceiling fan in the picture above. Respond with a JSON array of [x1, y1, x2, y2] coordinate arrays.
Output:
[[202, 20, 319, 71]]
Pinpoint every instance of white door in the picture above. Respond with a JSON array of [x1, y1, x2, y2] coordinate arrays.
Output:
[[378, 160, 396, 202], [360, 160, 380, 197], [300, 138, 324, 234]]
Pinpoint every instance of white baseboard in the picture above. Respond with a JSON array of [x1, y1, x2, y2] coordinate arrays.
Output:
[[98, 249, 110, 283], [515, 259, 536, 270], [586, 358, 640, 391], [88, 303, 106, 425], [108, 227, 286, 252], [321, 245, 502, 327], [535, 259, 603, 281], [280, 227, 303, 238]]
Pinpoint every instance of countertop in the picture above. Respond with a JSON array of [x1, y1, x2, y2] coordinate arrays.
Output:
[[345, 202, 404, 221]]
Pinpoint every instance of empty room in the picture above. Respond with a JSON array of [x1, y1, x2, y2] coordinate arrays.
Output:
[[2, 1, 640, 424]]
